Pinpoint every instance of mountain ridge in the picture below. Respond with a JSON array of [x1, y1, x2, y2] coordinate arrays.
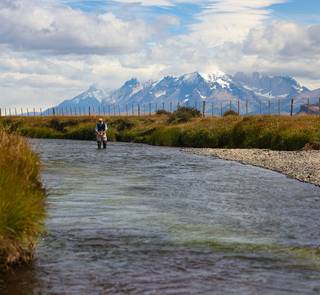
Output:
[[55, 72, 318, 114]]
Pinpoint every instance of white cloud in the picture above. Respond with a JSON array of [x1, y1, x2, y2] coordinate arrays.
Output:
[[187, 0, 287, 46], [215, 21, 320, 86], [0, 0, 151, 54], [0, 0, 320, 108]]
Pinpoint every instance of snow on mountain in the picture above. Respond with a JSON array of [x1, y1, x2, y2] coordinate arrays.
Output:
[[57, 84, 108, 110], [54, 72, 312, 114]]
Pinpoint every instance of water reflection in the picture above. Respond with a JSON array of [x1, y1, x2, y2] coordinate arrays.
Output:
[[1, 139, 320, 294]]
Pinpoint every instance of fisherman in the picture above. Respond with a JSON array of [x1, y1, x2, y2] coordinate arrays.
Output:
[[96, 118, 108, 149]]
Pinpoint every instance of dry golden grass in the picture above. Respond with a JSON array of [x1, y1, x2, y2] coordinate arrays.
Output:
[[0, 129, 46, 270], [1, 114, 320, 150]]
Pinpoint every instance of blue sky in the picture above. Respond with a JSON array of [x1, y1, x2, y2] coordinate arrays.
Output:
[[0, 0, 319, 107], [63, 0, 320, 24], [271, 0, 320, 22]]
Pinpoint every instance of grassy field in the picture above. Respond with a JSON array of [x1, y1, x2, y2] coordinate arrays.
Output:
[[1, 112, 320, 150], [0, 129, 46, 270]]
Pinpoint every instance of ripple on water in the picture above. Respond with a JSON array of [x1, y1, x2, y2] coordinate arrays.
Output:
[[1, 139, 320, 295]]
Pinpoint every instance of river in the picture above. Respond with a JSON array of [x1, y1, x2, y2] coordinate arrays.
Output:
[[1, 139, 320, 294]]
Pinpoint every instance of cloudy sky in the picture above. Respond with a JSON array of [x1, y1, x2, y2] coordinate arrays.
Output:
[[0, 0, 319, 107]]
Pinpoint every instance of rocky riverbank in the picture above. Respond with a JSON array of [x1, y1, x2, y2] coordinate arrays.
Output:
[[185, 148, 320, 187]]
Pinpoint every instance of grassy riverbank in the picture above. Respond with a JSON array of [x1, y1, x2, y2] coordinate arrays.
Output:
[[0, 130, 45, 270], [1, 114, 320, 150]]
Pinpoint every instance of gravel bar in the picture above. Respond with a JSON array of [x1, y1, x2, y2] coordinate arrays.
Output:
[[185, 148, 320, 187]]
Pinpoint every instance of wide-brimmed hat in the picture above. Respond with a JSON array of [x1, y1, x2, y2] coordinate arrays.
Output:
[[98, 118, 103, 122]]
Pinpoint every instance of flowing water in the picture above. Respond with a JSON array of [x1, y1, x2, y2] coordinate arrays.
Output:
[[1, 139, 320, 294]]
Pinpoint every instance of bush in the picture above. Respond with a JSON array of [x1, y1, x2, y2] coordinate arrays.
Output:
[[156, 109, 170, 116], [111, 118, 134, 131], [304, 142, 320, 150], [168, 107, 201, 124], [65, 125, 96, 140], [223, 110, 239, 117]]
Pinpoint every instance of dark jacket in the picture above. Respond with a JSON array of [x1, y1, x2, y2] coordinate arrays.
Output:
[[96, 122, 106, 132]]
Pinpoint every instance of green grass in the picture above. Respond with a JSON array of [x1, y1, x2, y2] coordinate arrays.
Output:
[[0, 129, 46, 270], [1, 114, 320, 150]]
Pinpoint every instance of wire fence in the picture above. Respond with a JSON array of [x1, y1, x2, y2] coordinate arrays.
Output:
[[1, 97, 320, 117]]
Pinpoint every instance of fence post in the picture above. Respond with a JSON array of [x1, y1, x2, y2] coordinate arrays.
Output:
[[246, 100, 248, 115], [0, 108, 1, 117], [131, 104, 134, 116], [138, 104, 140, 116], [162, 102, 165, 110], [202, 101, 206, 117], [211, 102, 214, 116], [170, 102, 172, 113], [259, 101, 262, 115], [237, 100, 240, 115], [229, 100, 232, 111], [290, 99, 294, 116], [220, 102, 223, 116], [268, 100, 271, 115], [143, 104, 146, 115], [89, 106, 91, 116], [278, 99, 281, 116], [149, 103, 151, 115]]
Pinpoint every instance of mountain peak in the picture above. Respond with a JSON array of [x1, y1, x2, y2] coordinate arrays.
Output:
[[124, 78, 139, 86], [88, 84, 98, 91], [180, 72, 203, 82]]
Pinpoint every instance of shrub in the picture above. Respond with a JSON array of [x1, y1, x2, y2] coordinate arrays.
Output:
[[48, 118, 66, 132], [156, 109, 170, 115], [223, 110, 239, 117], [304, 142, 320, 150], [111, 118, 134, 131], [168, 107, 201, 124], [65, 125, 96, 140]]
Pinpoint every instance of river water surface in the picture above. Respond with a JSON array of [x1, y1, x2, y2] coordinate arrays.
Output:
[[1, 139, 320, 294]]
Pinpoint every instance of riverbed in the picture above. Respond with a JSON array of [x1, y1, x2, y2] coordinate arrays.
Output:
[[1, 139, 320, 294]]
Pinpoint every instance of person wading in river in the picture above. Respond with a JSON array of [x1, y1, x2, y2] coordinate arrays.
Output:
[[96, 118, 108, 149]]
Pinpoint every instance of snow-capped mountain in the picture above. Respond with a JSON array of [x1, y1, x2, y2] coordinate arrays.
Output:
[[55, 72, 314, 114], [56, 84, 108, 110]]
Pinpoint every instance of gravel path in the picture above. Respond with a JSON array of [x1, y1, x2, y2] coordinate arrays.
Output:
[[185, 148, 320, 187]]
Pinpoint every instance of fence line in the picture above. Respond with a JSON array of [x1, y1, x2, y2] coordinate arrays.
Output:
[[1, 97, 320, 118]]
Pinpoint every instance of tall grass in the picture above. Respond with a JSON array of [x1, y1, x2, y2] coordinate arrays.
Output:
[[0, 129, 46, 270], [1, 115, 320, 150]]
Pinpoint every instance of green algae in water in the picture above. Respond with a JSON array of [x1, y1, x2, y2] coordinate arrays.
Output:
[[185, 239, 320, 268]]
